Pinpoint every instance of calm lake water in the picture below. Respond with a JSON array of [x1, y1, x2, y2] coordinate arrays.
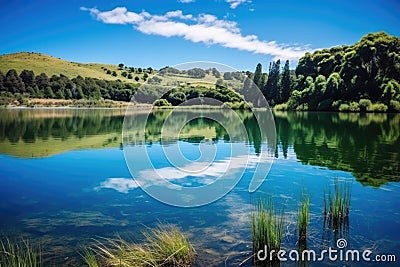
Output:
[[0, 108, 399, 266]]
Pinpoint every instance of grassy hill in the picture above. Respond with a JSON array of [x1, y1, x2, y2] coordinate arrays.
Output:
[[0, 52, 141, 82]]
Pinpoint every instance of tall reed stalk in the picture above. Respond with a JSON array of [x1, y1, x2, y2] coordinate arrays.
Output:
[[251, 198, 284, 264]]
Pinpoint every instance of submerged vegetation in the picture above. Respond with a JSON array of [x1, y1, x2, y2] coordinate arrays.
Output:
[[251, 198, 284, 264], [84, 224, 195, 267], [0, 238, 42, 267]]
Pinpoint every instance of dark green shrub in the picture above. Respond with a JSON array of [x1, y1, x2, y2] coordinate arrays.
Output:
[[359, 99, 372, 112], [154, 99, 172, 107], [367, 103, 388, 112]]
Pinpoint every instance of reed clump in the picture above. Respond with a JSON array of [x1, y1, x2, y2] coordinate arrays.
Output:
[[324, 179, 351, 227], [0, 238, 42, 267], [323, 179, 351, 242], [297, 194, 310, 245], [251, 198, 284, 264], [80, 248, 99, 267], [84, 224, 195, 267]]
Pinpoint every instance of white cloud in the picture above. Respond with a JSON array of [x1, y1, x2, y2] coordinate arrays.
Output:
[[165, 10, 194, 20], [81, 7, 147, 24], [225, 0, 249, 9], [178, 0, 195, 3], [95, 154, 261, 193], [82, 7, 311, 61], [134, 154, 262, 188], [96, 178, 139, 193]]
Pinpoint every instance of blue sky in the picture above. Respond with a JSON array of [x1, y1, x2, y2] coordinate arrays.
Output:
[[0, 0, 399, 70]]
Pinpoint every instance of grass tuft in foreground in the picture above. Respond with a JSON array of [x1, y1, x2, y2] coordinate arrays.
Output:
[[0, 238, 42, 267], [85, 224, 195, 267], [80, 248, 99, 267], [251, 198, 284, 264], [323, 179, 351, 240], [297, 194, 310, 248]]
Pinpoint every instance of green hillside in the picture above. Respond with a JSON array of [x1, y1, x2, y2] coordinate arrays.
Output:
[[0, 52, 138, 82]]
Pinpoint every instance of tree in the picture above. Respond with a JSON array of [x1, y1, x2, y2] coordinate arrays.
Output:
[[187, 68, 206, 78], [4, 69, 25, 93], [325, 72, 344, 100], [167, 91, 187, 105], [20, 70, 36, 87], [147, 76, 162, 84], [280, 60, 291, 103], [0, 71, 5, 91], [44, 86, 55, 98], [212, 68, 221, 78], [253, 63, 263, 89], [382, 79, 400, 104], [75, 85, 84, 99], [216, 78, 226, 89], [223, 72, 232, 80], [127, 73, 133, 79], [112, 71, 117, 77], [135, 76, 140, 82], [36, 73, 49, 90], [121, 71, 128, 77], [264, 60, 281, 104], [118, 63, 124, 69]]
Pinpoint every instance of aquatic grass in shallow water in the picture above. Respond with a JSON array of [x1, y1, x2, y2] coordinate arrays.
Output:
[[0, 238, 42, 267], [323, 179, 351, 241], [80, 248, 99, 267], [251, 198, 284, 264], [143, 224, 195, 266], [86, 224, 195, 266], [297, 194, 310, 247]]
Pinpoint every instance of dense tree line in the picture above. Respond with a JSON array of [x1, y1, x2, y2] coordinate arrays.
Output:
[[2, 32, 397, 111], [251, 32, 399, 112], [0, 69, 140, 102], [288, 31, 400, 112], [250, 59, 293, 106]]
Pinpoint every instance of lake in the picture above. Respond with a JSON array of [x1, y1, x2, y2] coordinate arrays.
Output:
[[0, 108, 399, 266]]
